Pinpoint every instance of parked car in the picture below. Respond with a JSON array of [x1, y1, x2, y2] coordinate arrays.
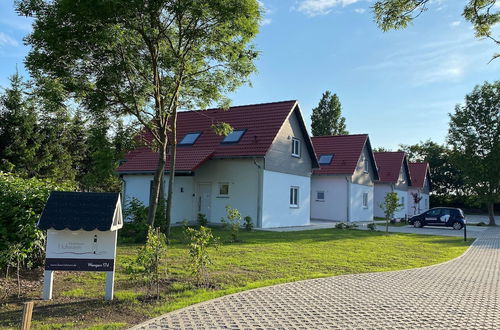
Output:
[[409, 207, 465, 230]]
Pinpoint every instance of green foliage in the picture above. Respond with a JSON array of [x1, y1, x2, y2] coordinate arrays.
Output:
[[221, 206, 242, 242], [0, 172, 74, 270], [334, 222, 358, 229], [311, 91, 348, 136], [373, 0, 499, 60], [367, 223, 377, 231], [137, 227, 168, 299], [447, 81, 500, 225], [477, 221, 487, 226], [244, 216, 254, 232], [379, 192, 404, 233], [120, 198, 165, 243], [211, 122, 234, 136], [184, 226, 219, 287], [197, 213, 208, 227]]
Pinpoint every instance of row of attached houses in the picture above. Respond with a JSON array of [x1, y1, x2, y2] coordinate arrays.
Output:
[[117, 100, 431, 229]]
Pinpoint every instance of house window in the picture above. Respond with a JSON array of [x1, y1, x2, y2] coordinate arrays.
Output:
[[318, 154, 333, 165], [401, 196, 405, 205], [290, 186, 299, 207], [179, 132, 201, 145], [218, 183, 229, 197], [316, 191, 325, 201], [362, 192, 368, 208], [291, 138, 301, 158], [364, 157, 369, 173], [222, 129, 246, 143]]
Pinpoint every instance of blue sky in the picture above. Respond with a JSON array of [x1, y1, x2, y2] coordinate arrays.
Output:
[[0, 0, 499, 149]]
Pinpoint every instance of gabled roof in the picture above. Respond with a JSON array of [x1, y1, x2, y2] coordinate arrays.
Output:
[[38, 192, 122, 231], [409, 162, 431, 189], [374, 152, 412, 185], [117, 100, 318, 173], [311, 134, 379, 179]]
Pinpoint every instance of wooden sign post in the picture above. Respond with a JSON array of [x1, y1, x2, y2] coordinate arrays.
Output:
[[37, 192, 123, 301]]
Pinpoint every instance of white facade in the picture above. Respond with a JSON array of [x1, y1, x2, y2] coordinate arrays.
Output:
[[122, 159, 311, 228], [373, 184, 408, 219], [407, 189, 430, 216], [261, 170, 310, 228]]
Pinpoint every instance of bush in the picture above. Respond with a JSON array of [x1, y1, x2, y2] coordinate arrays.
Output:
[[335, 222, 358, 230], [197, 213, 208, 227], [137, 227, 167, 299], [184, 226, 219, 288], [244, 216, 253, 232], [221, 206, 242, 242], [477, 221, 486, 226], [119, 198, 165, 243], [0, 172, 74, 271], [367, 223, 377, 231]]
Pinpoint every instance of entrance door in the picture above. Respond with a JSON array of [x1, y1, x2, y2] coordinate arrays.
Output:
[[198, 183, 211, 220]]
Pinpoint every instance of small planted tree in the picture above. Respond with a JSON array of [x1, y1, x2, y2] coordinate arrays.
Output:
[[137, 227, 167, 300], [410, 192, 423, 215], [221, 206, 242, 242], [379, 192, 403, 233], [244, 216, 254, 232], [185, 226, 219, 288]]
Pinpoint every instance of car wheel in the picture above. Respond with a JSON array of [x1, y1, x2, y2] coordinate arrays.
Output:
[[452, 222, 463, 230], [414, 220, 423, 228]]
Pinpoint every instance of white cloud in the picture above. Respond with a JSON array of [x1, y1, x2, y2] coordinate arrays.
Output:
[[258, 1, 273, 26], [295, 0, 360, 17], [449, 21, 461, 27], [354, 8, 366, 14], [262, 18, 272, 25], [0, 32, 19, 47]]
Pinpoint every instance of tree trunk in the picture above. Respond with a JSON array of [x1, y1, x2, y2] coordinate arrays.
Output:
[[487, 202, 496, 226], [147, 141, 167, 227], [165, 109, 178, 241]]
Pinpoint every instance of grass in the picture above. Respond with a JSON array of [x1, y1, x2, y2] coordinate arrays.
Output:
[[0, 226, 472, 329]]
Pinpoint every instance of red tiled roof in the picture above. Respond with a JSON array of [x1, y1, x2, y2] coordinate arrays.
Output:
[[311, 134, 373, 175], [117, 100, 314, 173], [409, 162, 429, 188], [374, 152, 411, 184]]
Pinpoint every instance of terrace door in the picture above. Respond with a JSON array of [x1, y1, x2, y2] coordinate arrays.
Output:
[[198, 183, 212, 220]]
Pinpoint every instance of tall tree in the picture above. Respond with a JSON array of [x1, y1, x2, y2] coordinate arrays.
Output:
[[0, 72, 40, 177], [311, 91, 348, 136], [447, 81, 499, 226], [18, 0, 261, 232], [373, 0, 499, 60]]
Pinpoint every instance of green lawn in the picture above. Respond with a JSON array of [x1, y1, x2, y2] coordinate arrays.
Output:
[[0, 227, 471, 329]]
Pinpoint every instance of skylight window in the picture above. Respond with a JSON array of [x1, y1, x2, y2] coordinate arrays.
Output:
[[179, 132, 201, 145], [318, 154, 334, 165], [221, 129, 246, 144]]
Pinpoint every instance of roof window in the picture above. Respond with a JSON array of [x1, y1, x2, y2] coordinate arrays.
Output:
[[221, 129, 246, 144], [318, 154, 334, 165], [179, 132, 201, 146]]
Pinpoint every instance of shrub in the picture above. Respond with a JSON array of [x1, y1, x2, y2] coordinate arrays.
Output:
[[197, 213, 208, 227], [137, 227, 167, 299], [221, 206, 242, 242], [184, 226, 219, 288], [367, 223, 377, 231], [477, 221, 486, 226], [119, 198, 165, 243], [0, 172, 74, 271], [244, 216, 253, 232], [335, 222, 358, 230]]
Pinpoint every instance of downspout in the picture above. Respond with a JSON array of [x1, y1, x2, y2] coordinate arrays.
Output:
[[345, 176, 351, 222], [253, 158, 264, 228]]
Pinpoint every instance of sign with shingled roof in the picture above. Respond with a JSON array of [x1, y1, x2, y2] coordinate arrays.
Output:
[[38, 191, 123, 301]]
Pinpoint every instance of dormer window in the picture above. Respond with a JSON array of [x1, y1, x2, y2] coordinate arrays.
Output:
[[318, 154, 333, 165], [179, 132, 201, 146], [291, 138, 301, 158], [364, 157, 369, 173], [222, 129, 246, 144]]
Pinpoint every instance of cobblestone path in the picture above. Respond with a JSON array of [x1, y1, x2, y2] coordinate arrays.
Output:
[[132, 228, 500, 329]]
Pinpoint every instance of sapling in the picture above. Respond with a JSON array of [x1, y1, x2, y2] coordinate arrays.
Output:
[[379, 192, 404, 233]]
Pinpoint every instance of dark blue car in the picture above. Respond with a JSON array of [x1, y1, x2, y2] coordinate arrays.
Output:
[[408, 207, 465, 230]]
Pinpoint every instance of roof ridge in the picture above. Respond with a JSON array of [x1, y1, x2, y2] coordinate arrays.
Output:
[[312, 134, 368, 139], [180, 100, 297, 114]]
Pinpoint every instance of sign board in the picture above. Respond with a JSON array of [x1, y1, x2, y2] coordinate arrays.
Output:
[[45, 229, 117, 272]]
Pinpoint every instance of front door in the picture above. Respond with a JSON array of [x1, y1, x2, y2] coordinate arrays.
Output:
[[198, 183, 211, 220]]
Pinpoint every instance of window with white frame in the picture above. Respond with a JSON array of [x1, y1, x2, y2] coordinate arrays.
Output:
[[291, 138, 301, 158], [362, 192, 368, 208], [218, 183, 229, 197], [316, 191, 325, 201], [364, 157, 369, 173], [290, 186, 299, 207]]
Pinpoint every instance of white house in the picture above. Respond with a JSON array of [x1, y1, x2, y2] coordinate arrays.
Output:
[[310, 134, 379, 222], [373, 152, 412, 219], [117, 100, 319, 229], [408, 162, 432, 215]]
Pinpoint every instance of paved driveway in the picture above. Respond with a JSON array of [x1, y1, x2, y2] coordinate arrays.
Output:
[[132, 228, 500, 329]]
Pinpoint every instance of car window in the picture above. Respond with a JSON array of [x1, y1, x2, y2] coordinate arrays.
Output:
[[427, 209, 441, 217], [442, 209, 452, 216]]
